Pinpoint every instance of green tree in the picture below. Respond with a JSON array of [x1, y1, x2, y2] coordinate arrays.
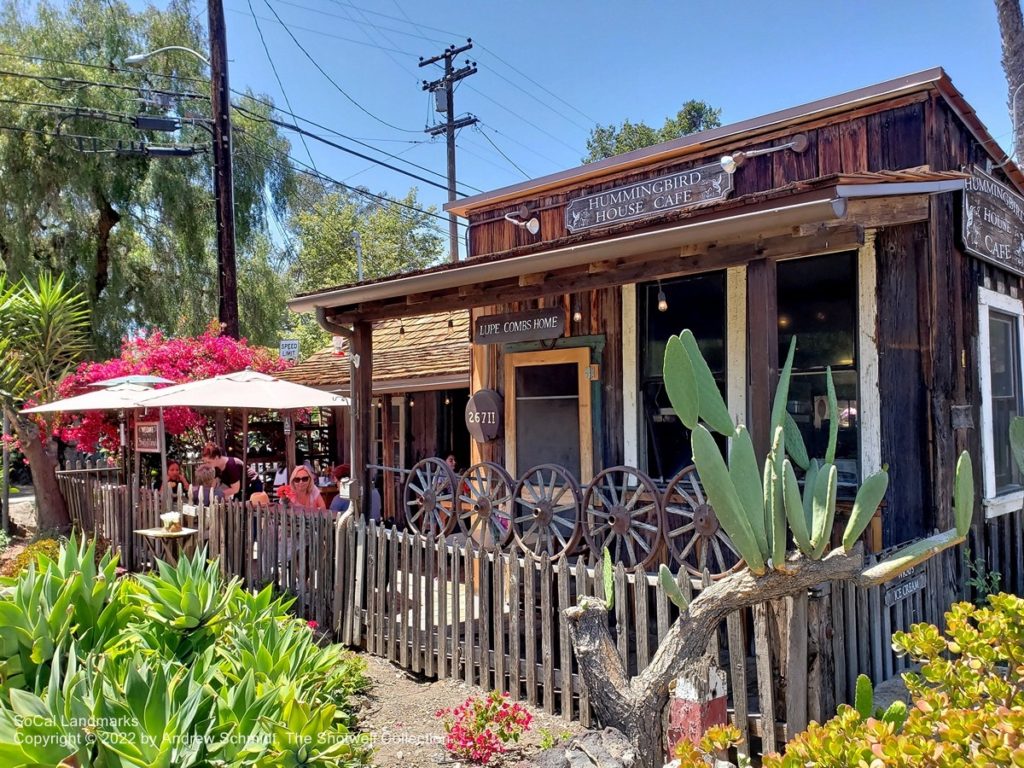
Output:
[[583, 100, 722, 163], [237, 234, 294, 349], [0, 275, 91, 531], [287, 179, 445, 357], [0, 0, 295, 354]]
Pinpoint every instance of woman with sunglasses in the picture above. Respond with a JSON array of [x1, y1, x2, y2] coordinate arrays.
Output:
[[287, 466, 326, 510]]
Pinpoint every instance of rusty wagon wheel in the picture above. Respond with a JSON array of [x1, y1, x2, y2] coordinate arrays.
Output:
[[457, 462, 514, 548], [581, 465, 662, 568], [511, 464, 582, 560], [403, 457, 458, 537], [661, 464, 745, 580]]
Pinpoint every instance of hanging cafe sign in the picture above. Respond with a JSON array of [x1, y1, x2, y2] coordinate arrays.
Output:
[[564, 160, 734, 233], [962, 166, 1024, 277]]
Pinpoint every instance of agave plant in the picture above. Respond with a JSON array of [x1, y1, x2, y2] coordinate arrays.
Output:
[[258, 694, 372, 768], [0, 535, 134, 696]]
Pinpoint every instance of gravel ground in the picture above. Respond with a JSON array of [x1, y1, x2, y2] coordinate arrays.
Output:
[[354, 654, 584, 767]]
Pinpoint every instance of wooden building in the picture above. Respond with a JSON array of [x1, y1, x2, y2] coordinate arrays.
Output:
[[289, 69, 1024, 589], [278, 312, 472, 515]]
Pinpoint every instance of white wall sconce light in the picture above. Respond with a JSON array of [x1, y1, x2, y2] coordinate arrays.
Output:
[[720, 134, 809, 174], [504, 204, 540, 236]]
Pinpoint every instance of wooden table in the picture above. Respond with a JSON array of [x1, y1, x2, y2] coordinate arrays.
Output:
[[134, 527, 198, 567]]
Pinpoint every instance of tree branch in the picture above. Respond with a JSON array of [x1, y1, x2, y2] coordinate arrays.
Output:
[[633, 545, 864, 696]]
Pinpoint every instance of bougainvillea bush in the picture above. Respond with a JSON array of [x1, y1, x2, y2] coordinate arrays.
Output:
[[670, 593, 1024, 768], [436, 690, 533, 764], [55, 322, 291, 453]]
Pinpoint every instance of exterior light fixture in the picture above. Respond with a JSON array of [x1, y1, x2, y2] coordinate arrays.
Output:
[[504, 204, 540, 236], [720, 134, 809, 175], [444, 394, 451, 406], [399, 321, 405, 336], [573, 309, 583, 323], [409, 396, 415, 407], [447, 314, 454, 330], [657, 281, 668, 313]]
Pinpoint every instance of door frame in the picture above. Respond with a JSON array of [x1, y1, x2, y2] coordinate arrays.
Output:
[[504, 346, 594, 483]]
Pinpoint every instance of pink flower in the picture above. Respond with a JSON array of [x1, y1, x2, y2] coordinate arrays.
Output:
[[307, 620, 319, 630]]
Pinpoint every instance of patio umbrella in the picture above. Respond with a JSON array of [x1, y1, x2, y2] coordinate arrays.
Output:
[[137, 370, 349, 410], [87, 375, 176, 388], [22, 383, 171, 511], [138, 371, 349, 496], [21, 383, 158, 413]]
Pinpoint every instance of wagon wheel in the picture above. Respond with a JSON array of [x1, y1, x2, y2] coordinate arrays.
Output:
[[403, 457, 458, 537], [661, 464, 745, 580], [457, 462, 514, 548], [582, 466, 662, 568], [512, 464, 582, 560]]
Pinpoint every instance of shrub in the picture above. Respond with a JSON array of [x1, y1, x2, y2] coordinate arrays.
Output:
[[0, 537, 61, 576], [0, 543, 372, 767], [436, 690, 533, 764], [671, 593, 1024, 768]]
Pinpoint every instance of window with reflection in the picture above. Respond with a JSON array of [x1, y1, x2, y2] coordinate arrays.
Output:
[[988, 309, 1022, 494], [777, 252, 859, 487], [639, 272, 727, 482]]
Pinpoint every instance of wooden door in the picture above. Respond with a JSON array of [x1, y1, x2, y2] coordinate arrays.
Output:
[[504, 347, 593, 483]]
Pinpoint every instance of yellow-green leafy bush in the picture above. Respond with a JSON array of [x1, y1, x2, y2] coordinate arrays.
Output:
[[0, 537, 61, 576], [673, 593, 1024, 767]]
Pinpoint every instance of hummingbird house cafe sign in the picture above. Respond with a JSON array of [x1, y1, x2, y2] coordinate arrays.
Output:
[[963, 166, 1024, 277], [565, 160, 733, 233]]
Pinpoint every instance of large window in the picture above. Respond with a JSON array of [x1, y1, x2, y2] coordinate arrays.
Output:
[[979, 287, 1024, 515], [777, 252, 859, 487], [639, 272, 726, 482]]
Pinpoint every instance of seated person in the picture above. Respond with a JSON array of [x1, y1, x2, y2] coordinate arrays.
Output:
[[272, 462, 289, 490], [190, 464, 225, 506], [201, 442, 243, 499], [245, 464, 264, 498], [157, 460, 191, 495], [288, 466, 326, 510]]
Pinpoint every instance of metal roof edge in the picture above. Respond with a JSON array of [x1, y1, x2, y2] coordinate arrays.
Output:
[[445, 68, 948, 216], [288, 192, 846, 315]]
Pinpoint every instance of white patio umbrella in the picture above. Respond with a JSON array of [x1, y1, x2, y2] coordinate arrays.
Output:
[[137, 370, 349, 410], [22, 382, 158, 413], [23, 382, 172, 511], [138, 371, 349, 496]]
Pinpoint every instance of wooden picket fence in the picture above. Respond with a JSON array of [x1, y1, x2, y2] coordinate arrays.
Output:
[[55, 472, 965, 758], [330, 514, 960, 756]]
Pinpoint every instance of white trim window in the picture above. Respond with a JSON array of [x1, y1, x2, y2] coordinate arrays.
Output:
[[978, 286, 1024, 518]]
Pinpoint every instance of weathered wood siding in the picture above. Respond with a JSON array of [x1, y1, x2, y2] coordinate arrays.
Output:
[[468, 98, 928, 260], [471, 287, 623, 475]]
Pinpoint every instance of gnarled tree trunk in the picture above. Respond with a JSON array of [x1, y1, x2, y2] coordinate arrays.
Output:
[[565, 547, 865, 768], [8, 409, 70, 533]]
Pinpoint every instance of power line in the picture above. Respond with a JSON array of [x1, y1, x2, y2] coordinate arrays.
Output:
[[477, 119, 565, 168], [0, 49, 210, 86], [463, 81, 580, 154], [236, 105, 472, 195], [247, 0, 322, 180], [476, 43, 597, 125], [0, 65, 476, 196], [473, 124, 529, 178], [225, 5, 418, 56], [272, 0, 447, 46], [241, 134, 466, 232], [256, 1, 422, 134], [0, 68, 207, 102]]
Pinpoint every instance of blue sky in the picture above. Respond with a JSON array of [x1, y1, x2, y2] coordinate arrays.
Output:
[[137, 0, 1010, 240]]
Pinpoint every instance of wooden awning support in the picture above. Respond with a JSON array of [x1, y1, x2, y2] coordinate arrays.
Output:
[[351, 321, 373, 519]]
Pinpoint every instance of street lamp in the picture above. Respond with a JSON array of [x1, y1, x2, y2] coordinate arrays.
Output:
[[126, 6, 239, 338], [124, 46, 210, 68]]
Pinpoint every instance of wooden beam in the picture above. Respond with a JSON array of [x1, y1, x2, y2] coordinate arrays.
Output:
[[588, 259, 618, 274], [846, 194, 930, 228], [351, 321, 373, 520], [518, 273, 546, 287], [327, 226, 864, 323], [405, 292, 434, 305]]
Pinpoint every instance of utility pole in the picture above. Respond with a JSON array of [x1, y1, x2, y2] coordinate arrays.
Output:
[[420, 40, 477, 263], [208, 0, 240, 338]]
